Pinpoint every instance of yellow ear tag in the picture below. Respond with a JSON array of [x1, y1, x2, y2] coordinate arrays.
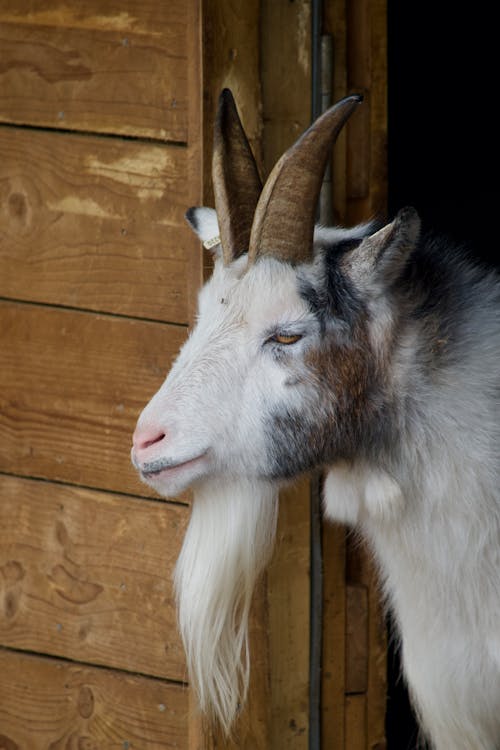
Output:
[[203, 235, 221, 250]]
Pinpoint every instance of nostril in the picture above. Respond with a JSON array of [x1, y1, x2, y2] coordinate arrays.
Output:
[[142, 432, 166, 450], [133, 427, 166, 453]]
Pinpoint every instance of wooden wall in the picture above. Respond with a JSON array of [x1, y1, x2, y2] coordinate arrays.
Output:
[[0, 1, 203, 746], [0, 1, 388, 748]]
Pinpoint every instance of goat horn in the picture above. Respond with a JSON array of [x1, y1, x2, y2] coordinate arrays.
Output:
[[212, 89, 263, 265], [248, 95, 362, 266]]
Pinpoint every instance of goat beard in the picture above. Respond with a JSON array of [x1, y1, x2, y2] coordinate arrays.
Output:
[[174, 477, 279, 734]]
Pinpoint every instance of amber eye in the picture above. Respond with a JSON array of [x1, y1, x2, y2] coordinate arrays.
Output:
[[272, 333, 303, 345]]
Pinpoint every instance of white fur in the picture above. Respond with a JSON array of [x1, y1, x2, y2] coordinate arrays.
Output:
[[324, 461, 404, 524], [174, 477, 278, 732], [133, 205, 500, 747]]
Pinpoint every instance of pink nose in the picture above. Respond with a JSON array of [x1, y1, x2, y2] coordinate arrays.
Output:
[[132, 424, 166, 456]]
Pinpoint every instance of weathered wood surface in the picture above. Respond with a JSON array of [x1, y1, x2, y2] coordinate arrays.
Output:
[[261, 0, 311, 178], [346, 0, 388, 224], [0, 301, 186, 497], [321, 522, 346, 750], [0, 474, 188, 679], [345, 584, 368, 694], [0, 0, 188, 141], [202, 0, 262, 187], [324, 0, 349, 224], [0, 127, 198, 324], [267, 478, 311, 749], [347, 538, 387, 750], [345, 694, 367, 750], [0, 649, 188, 749]]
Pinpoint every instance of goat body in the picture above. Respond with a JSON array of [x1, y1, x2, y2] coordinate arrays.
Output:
[[132, 91, 500, 748]]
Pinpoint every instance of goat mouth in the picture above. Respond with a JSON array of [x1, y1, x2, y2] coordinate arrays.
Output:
[[140, 452, 208, 480]]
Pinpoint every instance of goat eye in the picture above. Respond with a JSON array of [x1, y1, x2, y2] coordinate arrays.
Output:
[[271, 333, 303, 345]]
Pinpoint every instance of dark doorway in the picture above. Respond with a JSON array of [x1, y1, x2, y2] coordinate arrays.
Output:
[[386, 3, 499, 748], [388, 2, 500, 269]]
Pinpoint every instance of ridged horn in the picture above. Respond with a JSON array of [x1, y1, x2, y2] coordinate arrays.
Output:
[[248, 95, 362, 266], [212, 89, 263, 265]]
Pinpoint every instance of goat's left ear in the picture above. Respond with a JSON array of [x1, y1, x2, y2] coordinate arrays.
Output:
[[185, 207, 222, 257], [347, 207, 420, 288]]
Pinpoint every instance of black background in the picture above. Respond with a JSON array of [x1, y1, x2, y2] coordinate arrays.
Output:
[[388, 2, 500, 268], [387, 3, 498, 748]]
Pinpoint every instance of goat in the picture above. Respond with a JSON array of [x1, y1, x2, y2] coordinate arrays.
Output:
[[132, 89, 500, 749]]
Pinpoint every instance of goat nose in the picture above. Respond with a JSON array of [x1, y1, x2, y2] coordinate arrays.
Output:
[[133, 425, 166, 453]]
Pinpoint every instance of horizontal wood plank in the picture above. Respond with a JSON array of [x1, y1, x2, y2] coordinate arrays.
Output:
[[0, 128, 200, 324], [0, 301, 186, 496], [0, 475, 188, 679], [0, 0, 188, 141], [0, 649, 188, 748]]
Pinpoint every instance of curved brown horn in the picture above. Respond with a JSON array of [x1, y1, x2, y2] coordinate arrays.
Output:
[[212, 89, 262, 265], [248, 95, 362, 266]]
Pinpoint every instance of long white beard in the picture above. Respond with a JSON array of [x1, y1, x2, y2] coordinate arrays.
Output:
[[174, 477, 278, 733]]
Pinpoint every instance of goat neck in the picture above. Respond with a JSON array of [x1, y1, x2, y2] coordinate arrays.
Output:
[[212, 88, 262, 265], [248, 94, 362, 267]]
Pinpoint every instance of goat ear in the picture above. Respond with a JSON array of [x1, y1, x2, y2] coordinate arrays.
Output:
[[185, 207, 222, 257], [347, 207, 420, 287]]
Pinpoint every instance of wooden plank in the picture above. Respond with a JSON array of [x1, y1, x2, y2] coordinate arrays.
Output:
[[261, 0, 312, 177], [0, 649, 188, 749], [202, 0, 263, 184], [0, 474, 188, 679], [346, 539, 387, 750], [345, 0, 388, 224], [324, 0, 349, 224], [345, 584, 369, 694], [0, 0, 188, 141], [267, 478, 311, 749], [368, 0, 388, 219], [346, 0, 372, 206], [0, 127, 199, 325], [345, 694, 367, 750], [0, 301, 186, 497], [321, 522, 346, 750]]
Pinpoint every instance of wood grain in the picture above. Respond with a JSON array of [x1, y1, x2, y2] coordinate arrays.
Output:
[[267, 478, 311, 749], [0, 127, 200, 324], [0, 649, 188, 749], [346, 537, 387, 750], [0, 474, 188, 679], [321, 522, 346, 750], [345, 694, 367, 750], [0, 301, 186, 497], [0, 0, 188, 141], [324, 0, 349, 224], [345, 584, 368, 694], [261, 0, 312, 178]]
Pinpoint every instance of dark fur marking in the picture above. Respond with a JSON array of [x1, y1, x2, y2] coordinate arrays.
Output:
[[266, 227, 500, 481], [185, 206, 199, 231], [264, 326, 386, 479], [299, 240, 366, 332]]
